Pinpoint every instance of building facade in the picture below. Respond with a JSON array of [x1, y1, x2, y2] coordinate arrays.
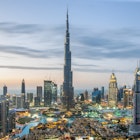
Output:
[[92, 88, 101, 104], [34, 97, 40, 107], [21, 79, 26, 108], [3, 85, 7, 96], [62, 10, 74, 110], [37, 86, 42, 102], [52, 83, 57, 103], [118, 85, 126, 102], [129, 67, 140, 136], [123, 88, 133, 108], [44, 80, 57, 106], [108, 73, 118, 107], [8, 110, 16, 132], [84, 90, 88, 101], [16, 96, 23, 108], [12, 95, 16, 106], [101, 86, 104, 99], [0, 98, 9, 138], [27, 93, 33, 103]]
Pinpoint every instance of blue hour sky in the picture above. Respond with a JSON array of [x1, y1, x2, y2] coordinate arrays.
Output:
[[0, 0, 139, 93]]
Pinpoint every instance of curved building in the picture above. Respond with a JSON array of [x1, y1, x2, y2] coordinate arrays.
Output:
[[129, 67, 140, 136]]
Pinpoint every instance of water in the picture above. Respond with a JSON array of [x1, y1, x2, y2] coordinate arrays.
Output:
[[15, 116, 75, 138]]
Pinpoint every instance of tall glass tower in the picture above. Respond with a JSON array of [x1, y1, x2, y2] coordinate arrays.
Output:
[[3, 85, 7, 96], [44, 80, 52, 107], [37, 86, 42, 102], [62, 10, 74, 110], [44, 80, 57, 106], [129, 67, 140, 136], [21, 79, 25, 107]]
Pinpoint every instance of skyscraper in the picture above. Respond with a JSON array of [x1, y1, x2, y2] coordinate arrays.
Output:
[[84, 90, 88, 101], [37, 86, 42, 102], [101, 86, 104, 99], [0, 98, 9, 137], [92, 88, 101, 104], [44, 80, 57, 106], [34, 97, 40, 107], [12, 94, 16, 106], [62, 10, 74, 110], [21, 79, 25, 93], [3, 85, 7, 96], [123, 88, 133, 108], [129, 67, 140, 136], [52, 83, 57, 103], [21, 79, 25, 106], [8, 110, 16, 132], [27, 93, 33, 103], [108, 73, 118, 107], [44, 80, 52, 106], [16, 96, 23, 109]]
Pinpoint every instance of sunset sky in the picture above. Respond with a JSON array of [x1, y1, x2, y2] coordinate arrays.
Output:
[[0, 0, 139, 94]]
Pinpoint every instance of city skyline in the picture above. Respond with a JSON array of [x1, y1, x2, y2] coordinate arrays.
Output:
[[0, 0, 139, 92]]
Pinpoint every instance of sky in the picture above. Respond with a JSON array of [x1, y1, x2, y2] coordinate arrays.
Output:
[[0, 0, 139, 94]]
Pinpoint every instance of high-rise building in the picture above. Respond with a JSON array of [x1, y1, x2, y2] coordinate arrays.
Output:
[[80, 93, 85, 101], [21, 79, 25, 107], [123, 88, 133, 108], [16, 96, 23, 108], [60, 85, 63, 103], [108, 73, 118, 107], [52, 83, 57, 103], [21, 79, 25, 94], [0, 98, 9, 138], [101, 86, 104, 99], [62, 10, 74, 110], [129, 67, 140, 136], [44, 80, 57, 106], [24, 101, 29, 109], [118, 85, 126, 102], [27, 93, 33, 103], [34, 97, 40, 107], [84, 90, 88, 101], [37, 86, 42, 102], [3, 85, 7, 96], [44, 80, 52, 106], [92, 88, 101, 104], [8, 110, 16, 132], [12, 94, 16, 106]]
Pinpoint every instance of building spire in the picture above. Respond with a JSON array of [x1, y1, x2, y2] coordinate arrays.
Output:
[[66, 8, 69, 32], [67, 7, 68, 18]]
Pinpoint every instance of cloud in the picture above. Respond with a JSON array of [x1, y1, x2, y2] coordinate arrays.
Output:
[[0, 22, 140, 62], [73, 63, 98, 67], [0, 44, 63, 58], [71, 27, 140, 60], [0, 65, 132, 74], [0, 22, 42, 34], [74, 67, 132, 73], [0, 65, 62, 70]]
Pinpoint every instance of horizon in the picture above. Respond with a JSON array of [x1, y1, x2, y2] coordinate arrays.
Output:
[[0, 0, 139, 92]]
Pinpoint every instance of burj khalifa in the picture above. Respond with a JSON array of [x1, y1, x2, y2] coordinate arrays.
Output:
[[62, 10, 74, 110]]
